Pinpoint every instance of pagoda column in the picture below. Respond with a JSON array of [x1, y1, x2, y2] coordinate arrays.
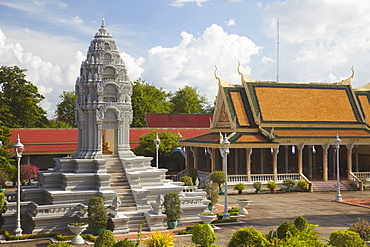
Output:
[[297, 144, 304, 174], [307, 146, 313, 179], [246, 148, 252, 182], [272, 147, 279, 181], [284, 146, 289, 173], [260, 149, 264, 174], [321, 144, 330, 181], [346, 144, 354, 180], [354, 146, 359, 172], [193, 147, 199, 170], [185, 146, 191, 170], [211, 148, 217, 172]]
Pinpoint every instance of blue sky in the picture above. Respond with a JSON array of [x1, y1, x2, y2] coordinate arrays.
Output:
[[1, 0, 370, 118]]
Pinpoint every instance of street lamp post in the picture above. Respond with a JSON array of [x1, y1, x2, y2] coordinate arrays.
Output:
[[154, 133, 160, 169], [334, 134, 343, 202], [13, 135, 24, 236], [220, 134, 230, 219]]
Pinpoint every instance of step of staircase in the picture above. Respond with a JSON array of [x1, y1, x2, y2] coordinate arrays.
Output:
[[311, 180, 357, 192]]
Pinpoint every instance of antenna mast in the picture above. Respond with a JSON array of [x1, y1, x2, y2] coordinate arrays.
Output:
[[276, 19, 279, 82]]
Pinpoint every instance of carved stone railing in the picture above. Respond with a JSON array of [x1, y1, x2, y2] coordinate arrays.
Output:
[[349, 172, 363, 191]]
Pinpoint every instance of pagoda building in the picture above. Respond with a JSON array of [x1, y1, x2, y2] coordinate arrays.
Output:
[[180, 64, 370, 187]]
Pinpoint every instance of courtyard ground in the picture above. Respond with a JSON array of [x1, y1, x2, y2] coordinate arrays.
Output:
[[2, 189, 370, 246]]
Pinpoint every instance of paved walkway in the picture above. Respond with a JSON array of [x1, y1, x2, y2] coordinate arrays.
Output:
[[2, 190, 370, 246]]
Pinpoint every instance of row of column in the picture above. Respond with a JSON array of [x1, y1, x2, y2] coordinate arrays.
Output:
[[186, 144, 358, 181]]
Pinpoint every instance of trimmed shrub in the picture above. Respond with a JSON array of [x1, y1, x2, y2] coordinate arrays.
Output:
[[210, 171, 225, 190], [205, 183, 219, 206], [163, 193, 182, 222], [227, 227, 269, 247], [180, 176, 193, 186], [88, 197, 108, 229], [191, 224, 217, 247], [94, 230, 117, 247], [329, 230, 366, 247], [294, 216, 309, 231], [142, 231, 176, 247], [276, 222, 299, 239]]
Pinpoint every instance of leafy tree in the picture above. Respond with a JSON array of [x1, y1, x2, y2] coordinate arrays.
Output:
[[0, 66, 48, 128], [131, 79, 172, 127], [132, 131, 183, 170], [55, 91, 77, 127], [170, 86, 210, 113], [0, 125, 15, 182]]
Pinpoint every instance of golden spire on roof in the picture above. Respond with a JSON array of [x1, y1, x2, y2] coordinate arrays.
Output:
[[237, 61, 257, 84], [339, 66, 354, 85]]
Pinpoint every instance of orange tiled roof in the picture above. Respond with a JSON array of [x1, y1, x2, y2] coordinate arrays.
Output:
[[235, 134, 269, 143], [230, 91, 250, 126], [254, 86, 357, 122], [274, 129, 370, 138], [358, 94, 370, 122]]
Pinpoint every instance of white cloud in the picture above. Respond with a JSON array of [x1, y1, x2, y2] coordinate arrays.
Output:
[[226, 19, 237, 26], [170, 0, 210, 7], [71, 16, 83, 24], [260, 0, 370, 86], [141, 24, 261, 102], [0, 28, 84, 118]]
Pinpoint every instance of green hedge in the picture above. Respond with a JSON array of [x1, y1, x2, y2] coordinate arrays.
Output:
[[0, 230, 95, 242]]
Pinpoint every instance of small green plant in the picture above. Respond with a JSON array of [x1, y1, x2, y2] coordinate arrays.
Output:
[[0, 193, 6, 229], [209, 171, 225, 190], [211, 217, 238, 224], [297, 180, 309, 190], [329, 230, 366, 247], [227, 227, 269, 247], [253, 181, 262, 191], [163, 193, 182, 222], [200, 213, 216, 216], [237, 199, 250, 202], [114, 238, 137, 247], [205, 183, 219, 206], [267, 180, 276, 191], [68, 222, 88, 227], [191, 224, 217, 247], [88, 197, 108, 229], [142, 231, 176, 247], [233, 183, 245, 194], [180, 176, 194, 186], [282, 179, 297, 189], [95, 230, 117, 247], [47, 243, 73, 247], [348, 218, 370, 241]]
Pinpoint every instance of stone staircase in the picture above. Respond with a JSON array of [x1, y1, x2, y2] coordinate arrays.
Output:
[[311, 180, 358, 192], [104, 155, 148, 232]]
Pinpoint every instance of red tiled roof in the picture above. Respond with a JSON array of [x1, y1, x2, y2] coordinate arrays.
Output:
[[145, 113, 212, 128], [9, 128, 210, 154]]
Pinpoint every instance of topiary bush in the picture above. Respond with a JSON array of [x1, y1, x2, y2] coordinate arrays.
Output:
[[163, 193, 182, 222], [191, 224, 217, 247], [294, 216, 309, 231], [209, 171, 225, 190], [227, 227, 269, 247], [88, 197, 108, 229], [94, 230, 117, 247], [276, 221, 299, 239], [205, 183, 219, 206], [329, 230, 366, 247], [142, 231, 176, 247], [180, 176, 193, 186], [0, 193, 6, 229]]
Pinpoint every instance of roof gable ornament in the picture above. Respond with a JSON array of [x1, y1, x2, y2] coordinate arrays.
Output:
[[237, 61, 257, 84], [339, 66, 354, 85]]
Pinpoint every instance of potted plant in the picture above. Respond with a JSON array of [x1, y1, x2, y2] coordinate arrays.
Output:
[[282, 179, 297, 192], [68, 222, 89, 245], [253, 181, 262, 194], [267, 180, 277, 193], [205, 183, 219, 211], [297, 180, 309, 192], [0, 192, 6, 230], [198, 212, 217, 224], [163, 192, 182, 229], [236, 199, 251, 215], [233, 183, 245, 195], [180, 176, 193, 186], [88, 197, 108, 235], [210, 171, 226, 194]]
